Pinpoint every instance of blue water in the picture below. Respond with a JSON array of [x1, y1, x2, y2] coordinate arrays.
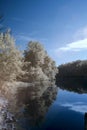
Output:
[[42, 89, 86, 130], [24, 88, 87, 130]]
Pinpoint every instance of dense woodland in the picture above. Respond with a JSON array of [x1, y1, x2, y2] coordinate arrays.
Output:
[[55, 60, 87, 94], [56, 60, 87, 77]]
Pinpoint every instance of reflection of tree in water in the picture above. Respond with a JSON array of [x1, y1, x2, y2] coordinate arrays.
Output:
[[56, 76, 87, 94], [9, 81, 58, 128], [23, 85, 57, 127]]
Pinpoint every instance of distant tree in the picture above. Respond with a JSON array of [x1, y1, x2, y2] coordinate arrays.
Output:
[[57, 60, 87, 77], [0, 30, 23, 84], [23, 41, 58, 82]]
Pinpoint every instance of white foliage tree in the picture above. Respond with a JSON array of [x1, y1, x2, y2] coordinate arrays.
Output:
[[23, 41, 58, 82], [24, 41, 46, 66], [0, 31, 22, 84]]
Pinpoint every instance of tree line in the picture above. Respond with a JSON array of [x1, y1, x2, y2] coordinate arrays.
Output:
[[0, 31, 58, 85], [56, 60, 87, 77]]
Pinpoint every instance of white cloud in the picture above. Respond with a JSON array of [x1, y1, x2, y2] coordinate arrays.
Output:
[[57, 38, 87, 52], [55, 26, 87, 53], [60, 102, 87, 114]]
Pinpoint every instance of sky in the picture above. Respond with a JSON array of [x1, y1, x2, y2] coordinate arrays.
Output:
[[0, 0, 87, 65]]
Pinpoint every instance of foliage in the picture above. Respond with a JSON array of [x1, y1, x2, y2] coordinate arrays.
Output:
[[0, 31, 22, 83], [57, 60, 87, 77], [0, 33, 58, 84], [23, 41, 58, 82]]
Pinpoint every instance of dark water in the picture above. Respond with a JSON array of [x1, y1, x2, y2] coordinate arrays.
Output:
[[14, 78, 87, 130]]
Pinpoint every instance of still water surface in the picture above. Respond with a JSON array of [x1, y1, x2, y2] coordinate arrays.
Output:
[[13, 78, 87, 130]]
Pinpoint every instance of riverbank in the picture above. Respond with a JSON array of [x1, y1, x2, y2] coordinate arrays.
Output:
[[0, 96, 17, 130]]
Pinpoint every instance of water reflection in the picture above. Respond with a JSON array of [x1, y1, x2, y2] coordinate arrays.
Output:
[[54, 76, 87, 130], [2, 78, 87, 130], [8, 81, 58, 129], [22, 85, 57, 127], [56, 76, 87, 93]]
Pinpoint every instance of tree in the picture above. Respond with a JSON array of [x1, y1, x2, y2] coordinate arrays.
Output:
[[23, 41, 58, 82], [24, 41, 46, 66], [0, 30, 22, 84]]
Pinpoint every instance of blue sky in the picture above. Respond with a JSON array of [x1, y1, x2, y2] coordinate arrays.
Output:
[[1, 0, 87, 65]]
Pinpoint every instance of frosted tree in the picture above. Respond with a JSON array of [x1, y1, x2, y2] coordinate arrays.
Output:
[[0, 30, 22, 84], [24, 41, 46, 66], [23, 41, 58, 82], [42, 56, 58, 80]]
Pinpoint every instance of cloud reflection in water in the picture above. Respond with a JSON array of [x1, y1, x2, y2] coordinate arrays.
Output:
[[60, 102, 87, 114]]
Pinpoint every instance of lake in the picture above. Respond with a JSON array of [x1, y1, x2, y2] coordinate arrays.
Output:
[[10, 78, 87, 130]]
